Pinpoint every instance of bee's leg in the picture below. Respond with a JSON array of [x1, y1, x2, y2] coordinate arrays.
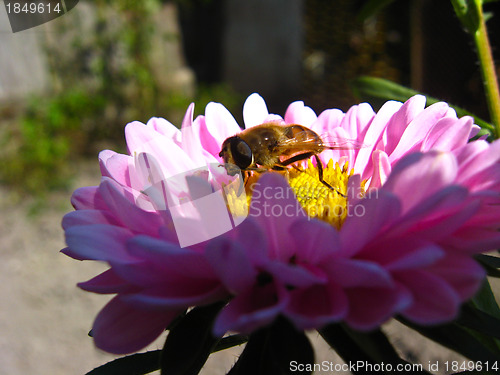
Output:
[[279, 152, 315, 167], [239, 167, 269, 194], [314, 155, 346, 197], [237, 171, 248, 196], [278, 153, 345, 197]]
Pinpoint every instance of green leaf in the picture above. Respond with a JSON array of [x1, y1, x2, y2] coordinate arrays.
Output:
[[213, 334, 248, 353], [398, 316, 500, 363], [471, 278, 500, 317], [228, 317, 314, 375], [319, 324, 374, 369], [351, 76, 495, 135], [475, 255, 500, 277], [450, 0, 481, 34], [357, 0, 397, 22], [467, 279, 500, 355], [341, 325, 407, 364], [85, 351, 161, 375], [86, 332, 247, 375], [458, 303, 500, 340], [160, 302, 225, 375], [475, 254, 500, 269], [319, 324, 431, 374]]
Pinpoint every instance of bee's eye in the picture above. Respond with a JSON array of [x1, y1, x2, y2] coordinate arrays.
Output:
[[230, 137, 253, 169]]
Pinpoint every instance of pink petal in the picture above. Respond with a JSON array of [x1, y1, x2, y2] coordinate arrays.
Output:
[[285, 282, 348, 329], [126, 122, 196, 177], [383, 152, 457, 213], [233, 218, 269, 264], [384, 243, 445, 271], [62, 209, 119, 229], [78, 269, 131, 294], [122, 282, 226, 310], [70, 186, 106, 210], [453, 139, 490, 166], [389, 102, 452, 162], [311, 108, 344, 135], [345, 284, 411, 330], [126, 236, 213, 276], [212, 283, 287, 337], [368, 150, 391, 188], [422, 116, 474, 151], [444, 227, 500, 254], [99, 179, 163, 238], [92, 296, 178, 354], [384, 95, 427, 155], [456, 139, 500, 184], [427, 254, 485, 300], [382, 186, 472, 240], [469, 124, 480, 138], [319, 126, 356, 166], [340, 102, 375, 138], [323, 258, 393, 288], [263, 114, 285, 123], [181, 103, 209, 167], [354, 100, 402, 177], [205, 237, 258, 293], [460, 164, 500, 192], [249, 173, 307, 260], [205, 102, 241, 143], [99, 151, 132, 187], [125, 121, 158, 154], [192, 115, 220, 157], [397, 270, 460, 324], [63, 224, 136, 262], [263, 260, 327, 288], [243, 93, 269, 128], [340, 190, 401, 257], [398, 197, 478, 243], [290, 219, 341, 264], [146, 117, 182, 145], [284, 101, 317, 126]]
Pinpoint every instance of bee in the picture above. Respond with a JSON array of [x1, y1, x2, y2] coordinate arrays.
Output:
[[218, 122, 358, 195]]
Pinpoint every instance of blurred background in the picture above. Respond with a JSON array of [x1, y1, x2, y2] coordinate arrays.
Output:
[[1, 0, 500, 194], [1, 0, 500, 374]]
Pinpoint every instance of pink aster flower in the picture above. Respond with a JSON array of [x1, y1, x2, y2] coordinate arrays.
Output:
[[62, 93, 500, 355]]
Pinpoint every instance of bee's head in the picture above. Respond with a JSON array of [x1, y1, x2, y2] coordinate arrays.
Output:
[[219, 136, 253, 173]]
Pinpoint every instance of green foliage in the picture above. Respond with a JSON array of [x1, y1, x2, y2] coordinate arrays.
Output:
[[0, 89, 106, 192], [0, 0, 201, 194], [351, 76, 495, 136], [194, 84, 244, 118], [451, 0, 482, 33], [357, 0, 397, 21]]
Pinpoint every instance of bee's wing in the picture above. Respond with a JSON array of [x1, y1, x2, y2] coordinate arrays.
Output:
[[320, 136, 367, 150], [274, 131, 366, 152]]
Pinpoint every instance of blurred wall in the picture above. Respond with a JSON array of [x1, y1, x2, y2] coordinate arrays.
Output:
[[223, 0, 303, 110], [0, 1, 194, 104], [0, 7, 49, 102]]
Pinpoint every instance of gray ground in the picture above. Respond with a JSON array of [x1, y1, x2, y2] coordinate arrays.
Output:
[[0, 160, 493, 375]]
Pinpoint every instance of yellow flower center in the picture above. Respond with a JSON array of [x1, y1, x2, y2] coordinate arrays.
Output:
[[288, 159, 364, 229], [223, 159, 365, 229]]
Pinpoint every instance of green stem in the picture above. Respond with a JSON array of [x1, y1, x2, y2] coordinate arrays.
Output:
[[473, 1, 500, 138]]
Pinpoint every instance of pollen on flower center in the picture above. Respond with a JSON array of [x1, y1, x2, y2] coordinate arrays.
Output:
[[288, 160, 363, 229], [223, 159, 365, 229]]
